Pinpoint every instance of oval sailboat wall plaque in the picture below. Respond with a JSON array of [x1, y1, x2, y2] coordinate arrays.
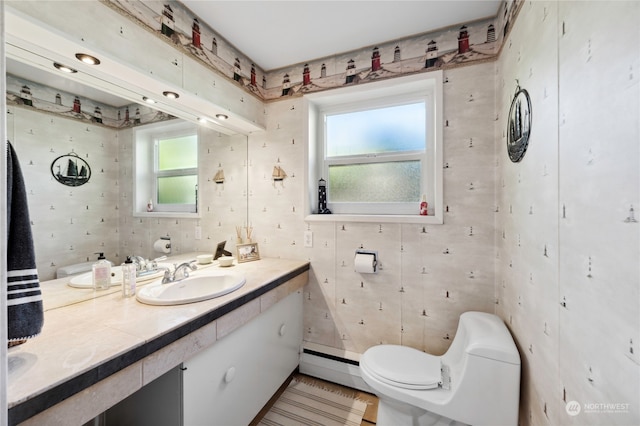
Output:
[[51, 152, 91, 187], [507, 83, 532, 163]]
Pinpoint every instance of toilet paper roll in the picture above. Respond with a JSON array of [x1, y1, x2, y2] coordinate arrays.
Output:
[[153, 239, 171, 254], [355, 253, 377, 274]]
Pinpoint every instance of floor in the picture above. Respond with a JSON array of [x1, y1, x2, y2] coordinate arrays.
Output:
[[250, 373, 379, 425]]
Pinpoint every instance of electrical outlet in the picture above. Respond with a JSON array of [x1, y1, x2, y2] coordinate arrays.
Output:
[[304, 230, 313, 248], [195, 226, 202, 240]]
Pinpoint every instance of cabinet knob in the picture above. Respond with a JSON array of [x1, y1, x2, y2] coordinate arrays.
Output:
[[279, 324, 286, 336], [224, 366, 236, 383]]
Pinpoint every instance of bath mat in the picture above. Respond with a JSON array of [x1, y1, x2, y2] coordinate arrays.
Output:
[[258, 378, 367, 426]]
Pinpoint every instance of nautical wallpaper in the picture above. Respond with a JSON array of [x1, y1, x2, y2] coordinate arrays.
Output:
[[249, 63, 498, 357], [6, 106, 121, 280], [496, 2, 639, 425], [6, 1, 639, 425], [6, 75, 173, 129], [104, 0, 521, 101]]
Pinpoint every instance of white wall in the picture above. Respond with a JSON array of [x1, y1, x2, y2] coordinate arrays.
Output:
[[7, 108, 120, 281], [250, 61, 498, 356], [496, 2, 639, 425]]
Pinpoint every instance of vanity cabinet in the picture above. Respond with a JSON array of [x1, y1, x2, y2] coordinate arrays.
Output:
[[183, 289, 303, 425], [103, 289, 303, 426]]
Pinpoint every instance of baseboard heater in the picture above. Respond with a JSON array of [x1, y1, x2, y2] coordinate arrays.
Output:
[[299, 348, 372, 393]]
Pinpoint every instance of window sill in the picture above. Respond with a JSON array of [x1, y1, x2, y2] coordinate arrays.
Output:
[[134, 211, 200, 219], [304, 213, 443, 224]]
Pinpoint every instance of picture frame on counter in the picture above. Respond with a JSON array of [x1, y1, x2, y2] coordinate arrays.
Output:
[[237, 242, 260, 263]]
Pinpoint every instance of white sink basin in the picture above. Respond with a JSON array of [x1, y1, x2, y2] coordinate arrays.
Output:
[[136, 272, 246, 306], [68, 264, 169, 289]]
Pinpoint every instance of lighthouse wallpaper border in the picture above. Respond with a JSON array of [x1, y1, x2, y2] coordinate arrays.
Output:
[[104, 0, 524, 102]]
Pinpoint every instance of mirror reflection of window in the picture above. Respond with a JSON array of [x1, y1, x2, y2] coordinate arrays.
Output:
[[135, 120, 200, 215], [156, 133, 198, 207]]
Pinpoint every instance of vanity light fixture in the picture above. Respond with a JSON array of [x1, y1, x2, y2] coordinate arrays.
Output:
[[142, 96, 157, 104], [75, 53, 101, 65], [162, 91, 180, 99], [53, 62, 77, 73], [215, 114, 229, 120]]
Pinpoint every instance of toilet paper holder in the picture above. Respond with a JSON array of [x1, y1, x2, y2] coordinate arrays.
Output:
[[153, 236, 172, 254], [355, 249, 378, 273]]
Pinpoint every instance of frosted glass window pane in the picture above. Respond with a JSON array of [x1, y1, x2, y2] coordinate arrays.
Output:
[[326, 102, 425, 157], [158, 135, 197, 170], [328, 161, 421, 202], [158, 175, 197, 204]]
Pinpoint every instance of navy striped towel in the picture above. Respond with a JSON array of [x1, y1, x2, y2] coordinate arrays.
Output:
[[6, 141, 43, 343]]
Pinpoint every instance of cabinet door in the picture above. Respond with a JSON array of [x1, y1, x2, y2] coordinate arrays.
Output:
[[183, 290, 302, 426]]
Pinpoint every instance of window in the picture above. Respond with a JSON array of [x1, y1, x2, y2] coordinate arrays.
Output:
[[305, 71, 443, 223], [155, 133, 198, 210], [134, 120, 199, 216], [324, 100, 426, 215]]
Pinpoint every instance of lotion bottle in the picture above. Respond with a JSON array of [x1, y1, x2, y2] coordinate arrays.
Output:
[[92, 252, 111, 290], [121, 256, 137, 298], [419, 194, 428, 216]]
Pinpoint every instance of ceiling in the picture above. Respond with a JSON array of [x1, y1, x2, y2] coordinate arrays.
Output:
[[181, 1, 502, 71]]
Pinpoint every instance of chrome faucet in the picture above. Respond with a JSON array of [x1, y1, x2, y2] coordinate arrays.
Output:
[[162, 261, 197, 284], [132, 256, 147, 272]]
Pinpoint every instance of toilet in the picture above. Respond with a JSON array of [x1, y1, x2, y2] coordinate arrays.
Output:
[[360, 311, 521, 426]]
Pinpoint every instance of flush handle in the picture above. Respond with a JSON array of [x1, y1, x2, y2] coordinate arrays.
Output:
[[279, 323, 286, 336]]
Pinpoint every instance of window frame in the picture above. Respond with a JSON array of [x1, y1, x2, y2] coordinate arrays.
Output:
[[152, 129, 198, 213], [133, 120, 200, 218], [321, 94, 431, 215], [304, 71, 444, 224]]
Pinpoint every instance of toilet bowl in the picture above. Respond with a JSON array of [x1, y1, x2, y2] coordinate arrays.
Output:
[[360, 311, 521, 426]]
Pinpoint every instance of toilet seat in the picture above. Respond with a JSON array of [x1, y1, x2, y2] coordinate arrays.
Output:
[[361, 345, 441, 390]]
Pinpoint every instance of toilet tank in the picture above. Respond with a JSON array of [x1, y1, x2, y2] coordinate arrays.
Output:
[[56, 262, 95, 279], [56, 260, 114, 279], [461, 311, 520, 364], [444, 311, 520, 366], [442, 311, 521, 426]]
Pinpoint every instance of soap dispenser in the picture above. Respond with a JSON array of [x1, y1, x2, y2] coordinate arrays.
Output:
[[92, 252, 111, 291], [121, 256, 137, 298]]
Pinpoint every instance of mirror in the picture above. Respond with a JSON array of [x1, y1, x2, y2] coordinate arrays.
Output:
[[5, 54, 249, 310]]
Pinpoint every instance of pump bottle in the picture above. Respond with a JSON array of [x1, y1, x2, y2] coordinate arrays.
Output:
[[92, 252, 111, 290], [122, 256, 137, 298]]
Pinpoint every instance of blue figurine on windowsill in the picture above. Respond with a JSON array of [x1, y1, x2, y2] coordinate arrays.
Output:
[[318, 178, 332, 214]]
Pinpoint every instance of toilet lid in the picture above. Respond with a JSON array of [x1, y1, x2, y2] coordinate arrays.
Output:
[[362, 345, 441, 390]]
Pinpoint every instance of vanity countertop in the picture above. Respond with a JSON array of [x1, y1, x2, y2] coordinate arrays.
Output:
[[7, 254, 309, 424]]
